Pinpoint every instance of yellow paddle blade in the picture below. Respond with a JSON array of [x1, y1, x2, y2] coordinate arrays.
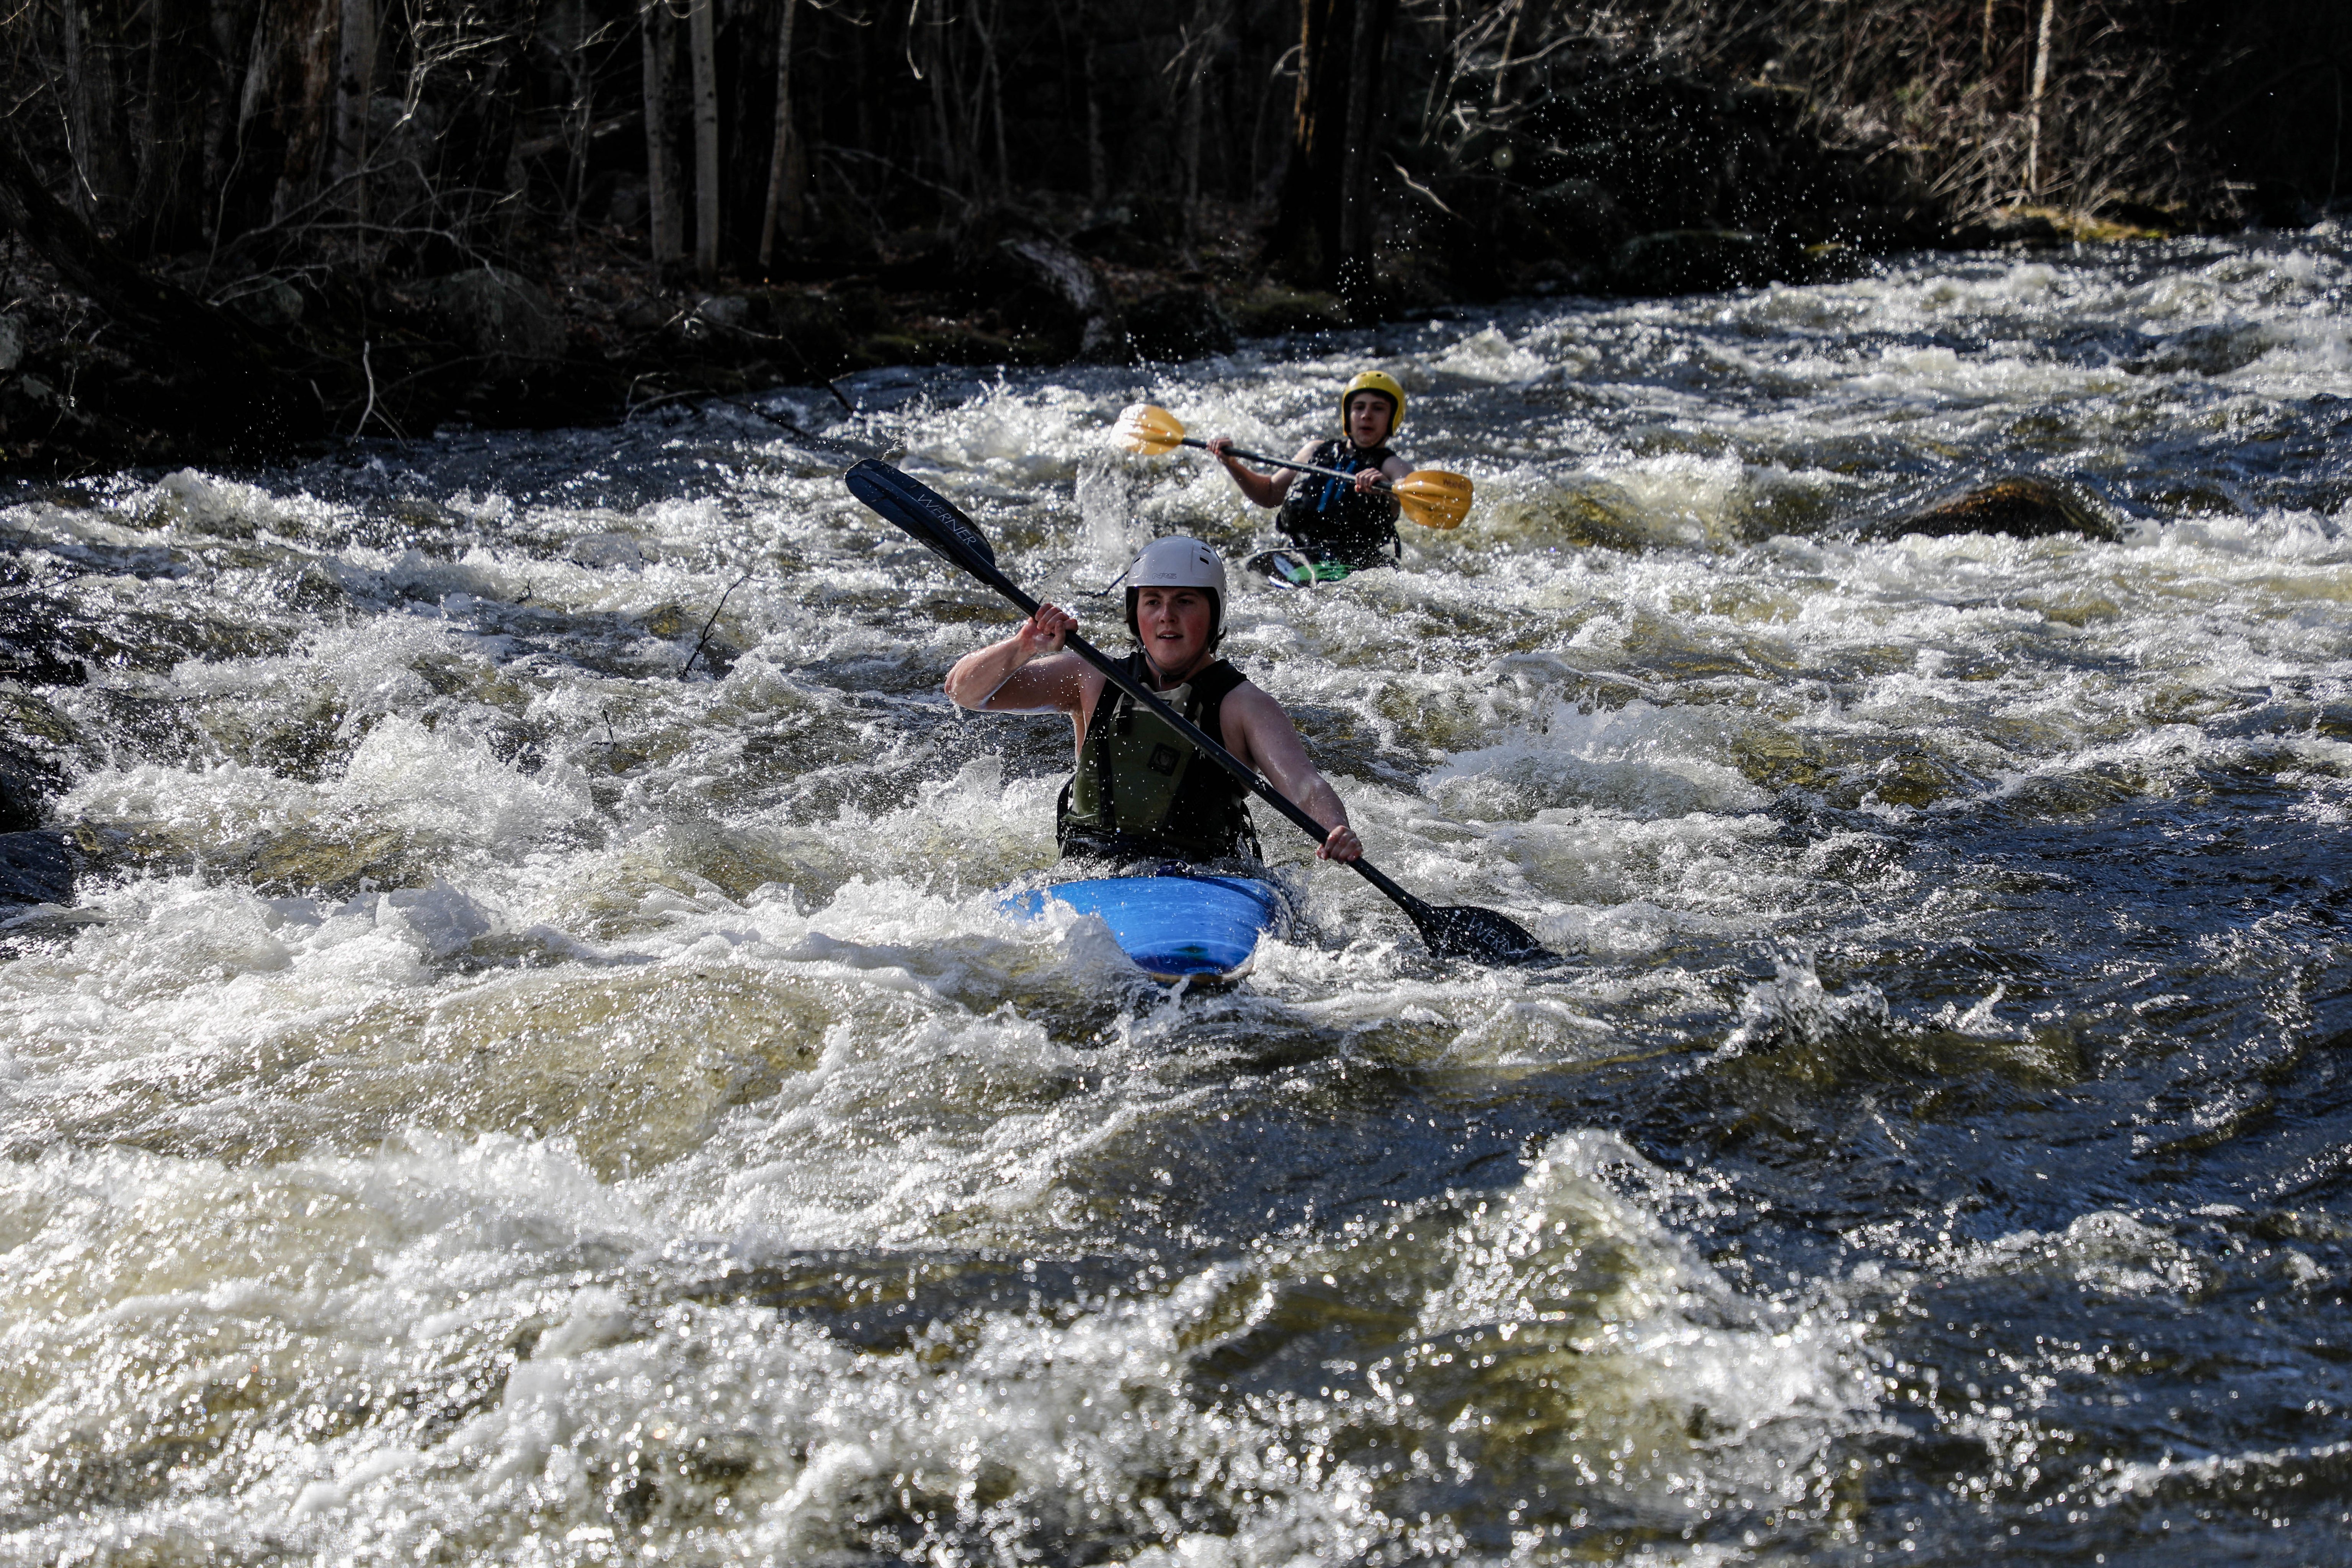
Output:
[[1113, 402, 1187, 454], [1395, 469, 1473, 529]]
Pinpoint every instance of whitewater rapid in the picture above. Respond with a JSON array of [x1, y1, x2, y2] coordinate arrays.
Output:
[[5, 229, 2352, 1565]]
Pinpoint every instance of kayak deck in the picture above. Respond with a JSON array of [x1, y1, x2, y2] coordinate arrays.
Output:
[[1002, 873, 1287, 983]]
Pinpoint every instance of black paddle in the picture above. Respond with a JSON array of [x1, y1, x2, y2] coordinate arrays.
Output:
[[843, 459, 1554, 967]]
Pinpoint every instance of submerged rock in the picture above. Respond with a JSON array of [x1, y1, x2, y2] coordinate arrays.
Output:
[[0, 686, 77, 830], [2126, 321, 2288, 377], [1877, 477, 2120, 543], [1611, 230, 1788, 294], [0, 828, 74, 908], [1124, 288, 1237, 361]]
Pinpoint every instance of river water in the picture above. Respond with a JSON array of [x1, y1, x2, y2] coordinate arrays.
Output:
[[5, 230, 2352, 1565]]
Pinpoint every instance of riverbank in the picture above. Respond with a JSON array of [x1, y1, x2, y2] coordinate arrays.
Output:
[[0, 190, 2201, 482]]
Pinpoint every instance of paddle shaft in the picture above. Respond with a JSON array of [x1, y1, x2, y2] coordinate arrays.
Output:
[[1184, 437, 1395, 492], [951, 549, 1431, 915]]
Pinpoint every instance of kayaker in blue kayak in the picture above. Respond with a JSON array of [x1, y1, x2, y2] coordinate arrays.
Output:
[[944, 536, 1363, 867], [1204, 370, 1411, 577]]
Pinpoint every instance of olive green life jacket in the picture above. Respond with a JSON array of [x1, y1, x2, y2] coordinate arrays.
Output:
[[1056, 654, 1260, 864]]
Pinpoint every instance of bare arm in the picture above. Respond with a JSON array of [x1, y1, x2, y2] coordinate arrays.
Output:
[[944, 604, 1096, 714], [1222, 684, 1363, 862], [1204, 436, 1308, 509], [1352, 453, 1413, 493]]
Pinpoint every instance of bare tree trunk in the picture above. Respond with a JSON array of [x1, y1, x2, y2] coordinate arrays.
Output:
[[1179, 64, 1202, 225], [687, 0, 720, 277], [1336, 0, 1390, 267], [1263, 0, 1350, 282], [922, 7, 963, 193], [61, 0, 94, 219], [1182, 3, 1229, 228], [201, 0, 243, 236], [2025, 0, 2055, 199], [330, 0, 376, 215], [61, 0, 132, 226], [980, 0, 1009, 199], [555, 0, 593, 236], [1085, 40, 1107, 206], [1264, 0, 1390, 286], [642, 0, 684, 272], [759, 0, 801, 268], [204, 0, 340, 231], [128, 0, 209, 255]]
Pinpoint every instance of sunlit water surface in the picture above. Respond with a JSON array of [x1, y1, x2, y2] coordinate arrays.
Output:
[[6, 231, 2352, 1566]]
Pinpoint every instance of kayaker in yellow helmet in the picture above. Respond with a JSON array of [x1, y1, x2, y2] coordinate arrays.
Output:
[[944, 536, 1362, 867], [1205, 371, 1411, 578]]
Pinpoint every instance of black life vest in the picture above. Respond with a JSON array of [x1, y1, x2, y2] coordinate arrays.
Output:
[[1275, 439, 1403, 569], [1055, 655, 1261, 865]]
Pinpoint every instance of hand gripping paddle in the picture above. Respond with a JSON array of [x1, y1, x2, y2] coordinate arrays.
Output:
[[844, 459, 1552, 967], [1112, 403, 1475, 531]]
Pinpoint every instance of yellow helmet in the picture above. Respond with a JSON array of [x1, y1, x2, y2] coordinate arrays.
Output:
[[1339, 371, 1405, 437]]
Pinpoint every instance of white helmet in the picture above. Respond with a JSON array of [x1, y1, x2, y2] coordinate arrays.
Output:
[[1124, 535, 1228, 641]]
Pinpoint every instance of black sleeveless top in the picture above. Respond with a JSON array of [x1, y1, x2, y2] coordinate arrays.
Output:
[[1055, 655, 1261, 864], [1276, 439, 1403, 568]]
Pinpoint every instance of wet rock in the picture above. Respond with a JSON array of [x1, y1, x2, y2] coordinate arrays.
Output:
[[599, 175, 647, 231], [746, 289, 856, 379], [853, 325, 1026, 369], [693, 294, 751, 330], [568, 532, 646, 569], [2126, 322, 2287, 377], [220, 276, 305, 330], [0, 314, 21, 372], [0, 587, 91, 686], [0, 686, 77, 830], [2100, 199, 2189, 236], [410, 266, 567, 372], [0, 828, 74, 906], [1065, 195, 1189, 267], [1123, 288, 1236, 361], [1953, 210, 2063, 248], [1795, 242, 1870, 283], [0, 372, 64, 430], [1226, 284, 1350, 337], [1611, 230, 1788, 294], [619, 296, 678, 333], [953, 208, 1125, 361], [0, 761, 43, 833], [1878, 477, 2120, 543], [1784, 204, 1918, 253], [242, 823, 430, 899], [1523, 178, 1630, 261]]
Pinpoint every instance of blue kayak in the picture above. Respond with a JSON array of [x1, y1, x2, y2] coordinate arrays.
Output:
[[1002, 874, 1287, 984]]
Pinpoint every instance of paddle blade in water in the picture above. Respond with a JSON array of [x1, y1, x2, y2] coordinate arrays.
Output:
[[1403, 897, 1554, 965], [1424, 905, 1553, 964], [844, 459, 999, 569], [1395, 470, 1474, 530], [1114, 403, 1188, 454]]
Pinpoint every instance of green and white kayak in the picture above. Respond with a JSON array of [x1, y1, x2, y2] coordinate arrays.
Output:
[[1243, 549, 1353, 589]]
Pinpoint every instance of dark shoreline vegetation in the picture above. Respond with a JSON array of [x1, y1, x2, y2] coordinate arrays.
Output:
[[0, 0, 2346, 479]]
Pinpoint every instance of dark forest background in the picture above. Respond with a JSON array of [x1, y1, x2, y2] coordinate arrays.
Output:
[[1, 0, 2348, 471]]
